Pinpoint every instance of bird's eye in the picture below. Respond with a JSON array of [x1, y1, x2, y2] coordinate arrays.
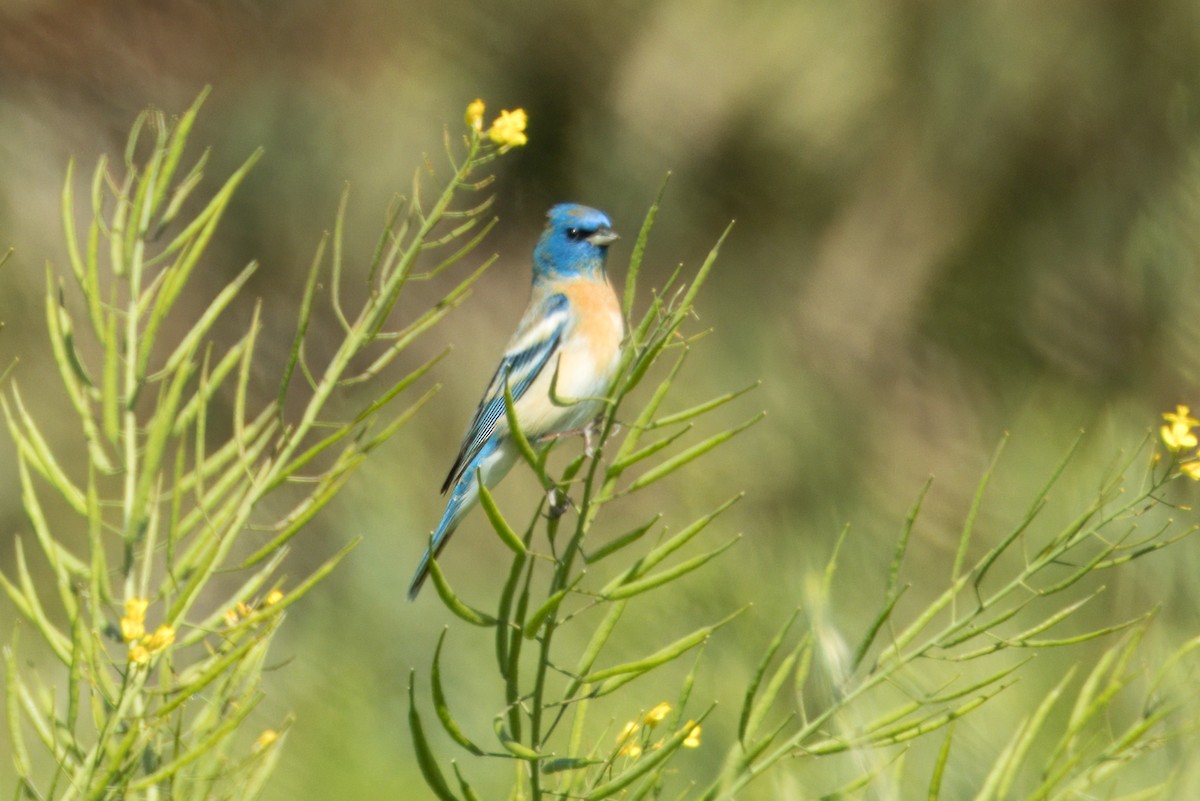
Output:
[[565, 227, 588, 241]]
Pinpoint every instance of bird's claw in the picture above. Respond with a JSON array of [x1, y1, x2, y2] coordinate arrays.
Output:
[[583, 416, 607, 458], [547, 487, 571, 519]]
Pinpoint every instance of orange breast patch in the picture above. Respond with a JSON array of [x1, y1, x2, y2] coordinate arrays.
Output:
[[562, 279, 624, 365]]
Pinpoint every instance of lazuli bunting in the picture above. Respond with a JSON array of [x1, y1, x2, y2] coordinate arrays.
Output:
[[408, 204, 623, 599]]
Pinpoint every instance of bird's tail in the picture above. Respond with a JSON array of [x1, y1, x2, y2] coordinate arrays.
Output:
[[408, 437, 517, 600], [407, 486, 467, 599]]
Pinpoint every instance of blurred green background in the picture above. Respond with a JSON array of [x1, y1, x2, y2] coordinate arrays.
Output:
[[3, 0, 1200, 798]]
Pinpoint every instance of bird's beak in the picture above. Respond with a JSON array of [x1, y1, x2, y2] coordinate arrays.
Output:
[[587, 227, 619, 247]]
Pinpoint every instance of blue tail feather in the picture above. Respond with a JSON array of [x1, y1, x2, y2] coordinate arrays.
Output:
[[408, 438, 504, 600], [408, 476, 470, 599]]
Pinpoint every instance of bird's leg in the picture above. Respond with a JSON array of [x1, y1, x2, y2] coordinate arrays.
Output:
[[539, 416, 609, 456], [580, 417, 598, 458]]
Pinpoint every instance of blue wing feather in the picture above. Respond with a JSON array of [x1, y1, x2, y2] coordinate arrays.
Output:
[[439, 293, 569, 493]]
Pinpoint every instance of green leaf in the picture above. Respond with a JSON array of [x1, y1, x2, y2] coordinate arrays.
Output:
[[428, 551, 498, 627], [606, 426, 693, 479], [585, 608, 744, 688], [996, 669, 1076, 800], [494, 529, 531, 677], [408, 672, 461, 801], [972, 433, 1084, 591], [4, 641, 33, 784], [676, 221, 733, 319], [600, 495, 741, 596], [952, 437, 1007, 585], [493, 714, 544, 761], [502, 373, 550, 489], [270, 354, 445, 489], [542, 757, 604, 775], [626, 412, 764, 493], [649, 380, 761, 430], [927, 723, 955, 801], [620, 318, 684, 400], [240, 468, 357, 568], [623, 174, 670, 321], [8, 539, 71, 663], [62, 160, 105, 339], [522, 579, 577, 639], [126, 696, 260, 791], [2, 388, 87, 514], [278, 232, 326, 417], [157, 260, 258, 379], [585, 515, 662, 564], [450, 763, 484, 801], [431, 629, 486, 756], [562, 600, 627, 704], [739, 609, 800, 744], [478, 480, 526, 556], [601, 535, 740, 601], [152, 87, 209, 221]]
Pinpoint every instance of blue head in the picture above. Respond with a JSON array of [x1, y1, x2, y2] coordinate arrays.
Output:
[[532, 204, 618, 284]]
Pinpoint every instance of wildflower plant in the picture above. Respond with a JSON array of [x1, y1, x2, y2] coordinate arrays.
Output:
[[1, 90, 518, 799]]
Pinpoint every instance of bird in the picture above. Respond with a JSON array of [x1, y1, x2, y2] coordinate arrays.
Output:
[[408, 203, 624, 599]]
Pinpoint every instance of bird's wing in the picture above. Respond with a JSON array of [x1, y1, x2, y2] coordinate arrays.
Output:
[[440, 293, 570, 494]]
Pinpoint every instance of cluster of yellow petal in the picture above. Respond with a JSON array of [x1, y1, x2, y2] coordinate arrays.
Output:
[[464, 99, 529, 147], [254, 729, 280, 751], [614, 702, 701, 758], [1161, 405, 1200, 479], [643, 701, 672, 726], [488, 109, 528, 147], [616, 721, 642, 757], [129, 625, 175, 665], [1161, 405, 1199, 451], [464, 98, 486, 132], [223, 588, 286, 627], [120, 597, 148, 642]]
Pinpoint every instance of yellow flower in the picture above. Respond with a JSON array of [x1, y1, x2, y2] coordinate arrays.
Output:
[[265, 589, 284, 606], [1181, 460, 1200, 481], [254, 729, 280, 751], [1161, 424, 1198, 452], [120, 597, 148, 642], [237, 602, 253, 618], [223, 608, 240, 627], [146, 625, 175, 650], [1161, 405, 1199, 452], [465, 98, 486, 132], [616, 720, 641, 757], [1163, 405, 1198, 428], [487, 108, 528, 147], [129, 625, 175, 665], [643, 702, 671, 727], [1161, 422, 1198, 451], [683, 722, 701, 748]]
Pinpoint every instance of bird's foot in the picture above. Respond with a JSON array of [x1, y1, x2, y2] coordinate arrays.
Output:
[[547, 487, 572, 519]]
